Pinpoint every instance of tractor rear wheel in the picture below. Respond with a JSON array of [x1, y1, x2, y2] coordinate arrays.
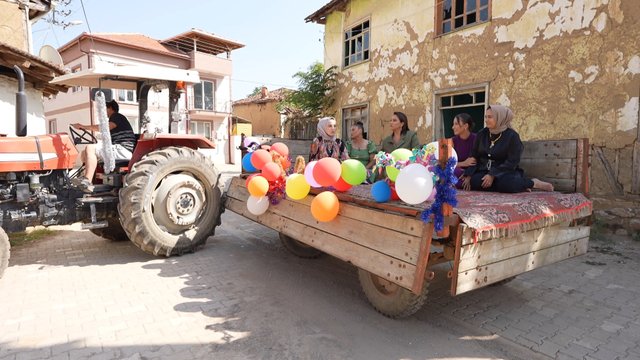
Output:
[[118, 147, 222, 256], [0, 227, 9, 279], [90, 217, 128, 241], [358, 269, 429, 318]]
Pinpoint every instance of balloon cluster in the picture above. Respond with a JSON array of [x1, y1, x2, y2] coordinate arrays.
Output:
[[242, 143, 369, 222], [370, 141, 458, 205]]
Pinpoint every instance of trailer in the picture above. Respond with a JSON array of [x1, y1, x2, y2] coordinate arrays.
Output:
[[225, 138, 592, 318]]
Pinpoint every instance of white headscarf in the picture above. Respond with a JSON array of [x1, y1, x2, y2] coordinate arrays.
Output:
[[317, 117, 336, 141]]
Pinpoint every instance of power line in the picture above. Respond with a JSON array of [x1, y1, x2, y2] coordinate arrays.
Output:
[[232, 78, 297, 89]]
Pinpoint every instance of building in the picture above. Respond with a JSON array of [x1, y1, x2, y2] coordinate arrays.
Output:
[[232, 87, 290, 137], [0, 0, 66, 136], [306, 0, 640, 196], [44, 29, 244, 163]]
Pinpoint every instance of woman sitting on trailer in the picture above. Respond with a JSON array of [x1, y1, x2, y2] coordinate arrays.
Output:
[[460, 105, 554, 193], [309, 117, 349, 162], [381, 111, 420, 153], [451, 113, 477, 189]]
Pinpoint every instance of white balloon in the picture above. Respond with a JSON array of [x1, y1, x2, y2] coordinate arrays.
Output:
[[395, 163, 434, 205], [247, 195, 270, 215]]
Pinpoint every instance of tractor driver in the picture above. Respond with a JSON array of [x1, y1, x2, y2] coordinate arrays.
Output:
[[72, 100, 136, 190]]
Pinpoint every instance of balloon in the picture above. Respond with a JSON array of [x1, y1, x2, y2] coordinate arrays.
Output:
[[281, 157, 292, 172], [390, 184, 400, 201], [250, 149, 272, 170], [247, 195, 269, 215], [313, 157, 341, 187], [247, 176, 269, 197], [427, 187, 437, 202], [333, 177, 352, 192], [261, 162, 282, 182], [391, 148, 413, 162], [245, 174, 258, 188], [310, 191, 340, 222], [425, 141, 458, 171], [340, 159, 367, 185], [386, 165, 400, 182], [270, 142, 289, 157], [286, 174, 310, 200], [304, 161, 322, 188], [371, 181, 391, 203], [395, 163, 434, 205], [242, 153, 257, 172]]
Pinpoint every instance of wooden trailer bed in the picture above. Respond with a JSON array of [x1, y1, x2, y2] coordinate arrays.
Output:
[[224, 138, 592, 318]]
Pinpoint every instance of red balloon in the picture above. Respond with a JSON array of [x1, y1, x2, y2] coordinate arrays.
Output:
[[333, 177, 352, 192], [270, 142, 289, 157], [261, 162, 282, 182], [313, 157, 342, 187], [250, 149, 272, 170], [245, 174, 258, 188], [390, 183, 400, 201]]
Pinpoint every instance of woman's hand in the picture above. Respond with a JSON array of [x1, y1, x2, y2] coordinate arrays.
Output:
[[457, 157, 477, 168], [481, 174, 494, 188], [461, 176, 471, 191]]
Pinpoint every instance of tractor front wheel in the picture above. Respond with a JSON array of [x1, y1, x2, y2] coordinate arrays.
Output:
[[0, 227, 9, 279], [118, 147, 222, 256]]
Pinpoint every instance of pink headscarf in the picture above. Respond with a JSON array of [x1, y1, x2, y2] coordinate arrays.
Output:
[[317, 117, 337, 141], [488, 105, 514, 135]]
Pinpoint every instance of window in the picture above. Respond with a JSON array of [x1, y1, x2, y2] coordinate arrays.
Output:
[[193, 80, 216, 111], [190, 120, 212, 140], [436, 0, 490, 35], [344, 20, 370, 67], [342, 104, 369, 139], [48, 119, 57, 134], [437, 89, 486, 138], [71, 66, 82, 93], [116, 89, 136, 103]]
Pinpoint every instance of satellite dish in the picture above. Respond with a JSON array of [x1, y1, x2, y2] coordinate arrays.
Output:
[[39, 45, 64, 66]]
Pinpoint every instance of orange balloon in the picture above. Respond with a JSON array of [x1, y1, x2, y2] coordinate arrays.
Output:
[[250, 149, 272, 170], [261, 162, 282, 182], [245, 174, 258, 188], [313, 157, 342, 187], [311, 191, 340, 222], [270, 142, 290, 157], [247, 176, 269, 197], [333, 177, 352, 192], [281, 158, 292, 172]]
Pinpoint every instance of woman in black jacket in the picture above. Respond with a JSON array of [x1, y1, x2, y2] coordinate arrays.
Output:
[[461, 105, 554, 193]]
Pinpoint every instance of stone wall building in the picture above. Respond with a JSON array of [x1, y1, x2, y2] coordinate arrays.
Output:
[[306, 0, 640, 199]]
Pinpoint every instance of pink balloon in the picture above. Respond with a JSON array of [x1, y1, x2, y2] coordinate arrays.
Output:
[[313, 157, 342, 187], [270, 142, 289, 157], [304, 161, 322, 188]]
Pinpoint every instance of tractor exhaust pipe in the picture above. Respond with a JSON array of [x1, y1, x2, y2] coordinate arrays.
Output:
[[13, 65, 27, 137]]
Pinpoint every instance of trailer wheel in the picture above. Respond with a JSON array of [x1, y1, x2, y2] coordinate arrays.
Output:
[[279, 233, 323, 259], [118, 147, 222, 256], [489, 276, 516, 286], [90, 217, 128, 241], [0, 227, 9, 279], [358, 269, 429, 318]]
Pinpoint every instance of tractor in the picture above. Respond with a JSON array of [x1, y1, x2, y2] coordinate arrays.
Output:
[[0, 66, 224, 278]]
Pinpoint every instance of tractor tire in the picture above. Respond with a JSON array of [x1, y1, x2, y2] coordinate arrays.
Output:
[[358, 269, 429, 319], [279, 232, 323, 259], [118, 147, 222, 256], [90, 217, 129, 241], [489, 276, 517, 286], [0, 227, 9, 279]]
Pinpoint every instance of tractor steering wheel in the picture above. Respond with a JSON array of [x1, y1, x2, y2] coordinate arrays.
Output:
[[69, 125, 98, 145]]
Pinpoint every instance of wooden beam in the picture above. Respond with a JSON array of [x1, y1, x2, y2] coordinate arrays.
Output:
[[411, 222, 434, 295], [594, 146, 624, 194]]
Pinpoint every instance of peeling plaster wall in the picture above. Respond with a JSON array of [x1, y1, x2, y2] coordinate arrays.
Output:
[[323, 0, 640, 195]]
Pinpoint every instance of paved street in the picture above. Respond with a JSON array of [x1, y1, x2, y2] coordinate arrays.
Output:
[[0, 167, 639, 360]]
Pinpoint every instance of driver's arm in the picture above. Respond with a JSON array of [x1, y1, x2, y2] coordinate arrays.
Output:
[[72, 123, 117, 131]]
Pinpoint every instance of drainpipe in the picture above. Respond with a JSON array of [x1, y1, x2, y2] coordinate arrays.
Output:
[[14, 66, 27, 137]]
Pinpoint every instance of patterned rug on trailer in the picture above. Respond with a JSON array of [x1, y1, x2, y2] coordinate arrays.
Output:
[[346, 185, 592, 240]]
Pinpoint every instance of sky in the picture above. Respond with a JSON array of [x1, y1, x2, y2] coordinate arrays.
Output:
[[31, 0, 329, 100]]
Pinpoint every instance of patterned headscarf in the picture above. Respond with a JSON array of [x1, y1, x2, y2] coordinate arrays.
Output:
[[488, 104, 514, 135], [317, 117, 337, 141]]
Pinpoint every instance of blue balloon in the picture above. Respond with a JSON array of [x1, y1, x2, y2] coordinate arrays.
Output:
[[242, 153, 257, 172], [371, 180, 391, 203]]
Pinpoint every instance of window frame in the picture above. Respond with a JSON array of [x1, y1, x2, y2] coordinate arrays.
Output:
[[341, 103, 370, 140], [343, 18, 371, 69], [192, 80, 216, 111], [48, 119, 57, 134], [435, 0, 491, 37], [433, 83, 490, 140], [71, 65, 82, 93], [189, 120, 213, 140], [116, 89, 137, 104]]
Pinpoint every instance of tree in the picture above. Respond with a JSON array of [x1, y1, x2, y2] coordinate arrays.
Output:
[[247, 86, 263, 97], [278, 62, 337, 117]]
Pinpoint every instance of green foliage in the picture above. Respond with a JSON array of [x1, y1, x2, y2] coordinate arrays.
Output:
[[278, 62, 337, 117], [8, 228, 53, 247], [248, 86, 263, 97]]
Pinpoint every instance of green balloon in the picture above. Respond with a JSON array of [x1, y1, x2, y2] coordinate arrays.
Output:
[[341, 159, 367, 185], [386, 165, 400, 182], [391, 148, 413, 162]]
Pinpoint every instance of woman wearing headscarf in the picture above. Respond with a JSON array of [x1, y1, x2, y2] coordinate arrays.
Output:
[[309, 117, 349, 162], [461, 105, 554, 193]]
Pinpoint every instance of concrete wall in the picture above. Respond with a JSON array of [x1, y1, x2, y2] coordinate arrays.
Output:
[[233, 101, 283, 137], [322, 0, 640, 195], [0, 1, 27, 51], [0, 75, 46, 136]]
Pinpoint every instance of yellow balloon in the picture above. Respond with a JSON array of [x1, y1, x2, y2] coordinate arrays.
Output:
[[286, 174, 311, 200], [247, 176, 269, 197], [386, 165, 400, 182]]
